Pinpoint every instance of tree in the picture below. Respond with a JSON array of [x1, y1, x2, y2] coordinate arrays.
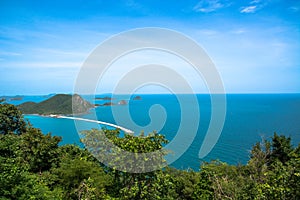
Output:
[[269, 133, 293, 165], [166, 167, 211, 200], [81, 129, 170, 199], [0, 132, 63, 199], [0, 101, 26, 135], [21, 127, 62, 173], [247, 140, 270, 182], [246, 133, 300, 199], [53, 156, 112, 199]]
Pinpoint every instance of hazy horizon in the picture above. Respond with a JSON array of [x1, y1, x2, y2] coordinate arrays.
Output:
[[2, 92, 300, 97]]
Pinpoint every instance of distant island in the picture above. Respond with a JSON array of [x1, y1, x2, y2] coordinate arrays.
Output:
[[133, 96, 142, 100], [118, 100, 127, 105], [17, 94, 93, 115], [95, 96, 114, 100], [101, 102, 115, 106], [9, 97, 23, 101]]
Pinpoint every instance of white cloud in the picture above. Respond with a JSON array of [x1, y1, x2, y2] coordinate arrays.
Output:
[[33, 48, 88, 58], [240, 0, 271, 14], [0, 51, 22, 57], [197, 29, 219, 36], [240, 6, 257, 13], [230, 28, 247, 34], [3, 61, 82, 69], [193, 0, 224, 13], [250, 0, 260, 4], [289, 6, 299, 12]]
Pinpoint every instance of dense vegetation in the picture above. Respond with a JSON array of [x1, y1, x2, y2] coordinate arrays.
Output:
[[1, 101, 299, 199], [17, 94, 93, 115]]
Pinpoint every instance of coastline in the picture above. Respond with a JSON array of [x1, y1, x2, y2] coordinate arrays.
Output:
[[25, 114, 134, 134]]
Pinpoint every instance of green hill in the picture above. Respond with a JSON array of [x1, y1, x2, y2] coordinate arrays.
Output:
[[18, 94, 93, 115]]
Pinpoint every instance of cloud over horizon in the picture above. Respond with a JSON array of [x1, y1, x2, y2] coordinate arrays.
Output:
[[240, 5, 257, 13], [240, 0, 269, 14], [193, 0, 225, 13]]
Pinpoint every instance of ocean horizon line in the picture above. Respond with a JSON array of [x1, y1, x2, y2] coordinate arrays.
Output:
[[1, 92, 300, 97]]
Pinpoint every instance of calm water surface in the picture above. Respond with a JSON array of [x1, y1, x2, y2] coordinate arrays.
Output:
[[6, 94, 299, 170]]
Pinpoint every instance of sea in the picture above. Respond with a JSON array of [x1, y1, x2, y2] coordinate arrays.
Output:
[[3, 94, 300, 170]]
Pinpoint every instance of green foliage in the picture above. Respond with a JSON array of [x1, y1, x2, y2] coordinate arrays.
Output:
[[1, 103, 300, 199], [269, 133, 293, 165], [53, 156, 112, 199], [167, 167, 211, 199], [0, 102, 26, 135], [81, 128, 171, 199], [0, 134, 63, 199], [81, 129, 169, 171], [1, 128, 299, 199], [21, 127, 62, 173], [251, 134, 300, 199]]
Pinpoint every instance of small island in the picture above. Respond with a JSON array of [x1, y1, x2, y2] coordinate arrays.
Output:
[[133, 96, 142, 100], [9, 97, 23, 101], [118, 100, 127, 105], [17, 94, 93, 115], [95, 96, 113, 100], [100, 102, 115, 106]]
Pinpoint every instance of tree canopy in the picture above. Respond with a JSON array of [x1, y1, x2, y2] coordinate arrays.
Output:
[[0, 103, 299, 199], [0, 100, 26, 135]]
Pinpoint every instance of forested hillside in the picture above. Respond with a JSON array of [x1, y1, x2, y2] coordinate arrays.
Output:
[[17, 94, 93, 115]]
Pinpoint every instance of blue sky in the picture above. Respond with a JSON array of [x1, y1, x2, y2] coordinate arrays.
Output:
[[0, 0, 299, 95]]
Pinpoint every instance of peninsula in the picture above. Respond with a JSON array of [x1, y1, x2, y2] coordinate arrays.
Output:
[[17, 94, 93, 115], [54, 115, 134, 134]]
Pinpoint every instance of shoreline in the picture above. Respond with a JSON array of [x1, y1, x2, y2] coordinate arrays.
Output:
[[25, 114, 134, 134]]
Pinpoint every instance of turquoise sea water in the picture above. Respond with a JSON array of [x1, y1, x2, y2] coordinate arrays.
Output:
[[6, 94, 300, 170]]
